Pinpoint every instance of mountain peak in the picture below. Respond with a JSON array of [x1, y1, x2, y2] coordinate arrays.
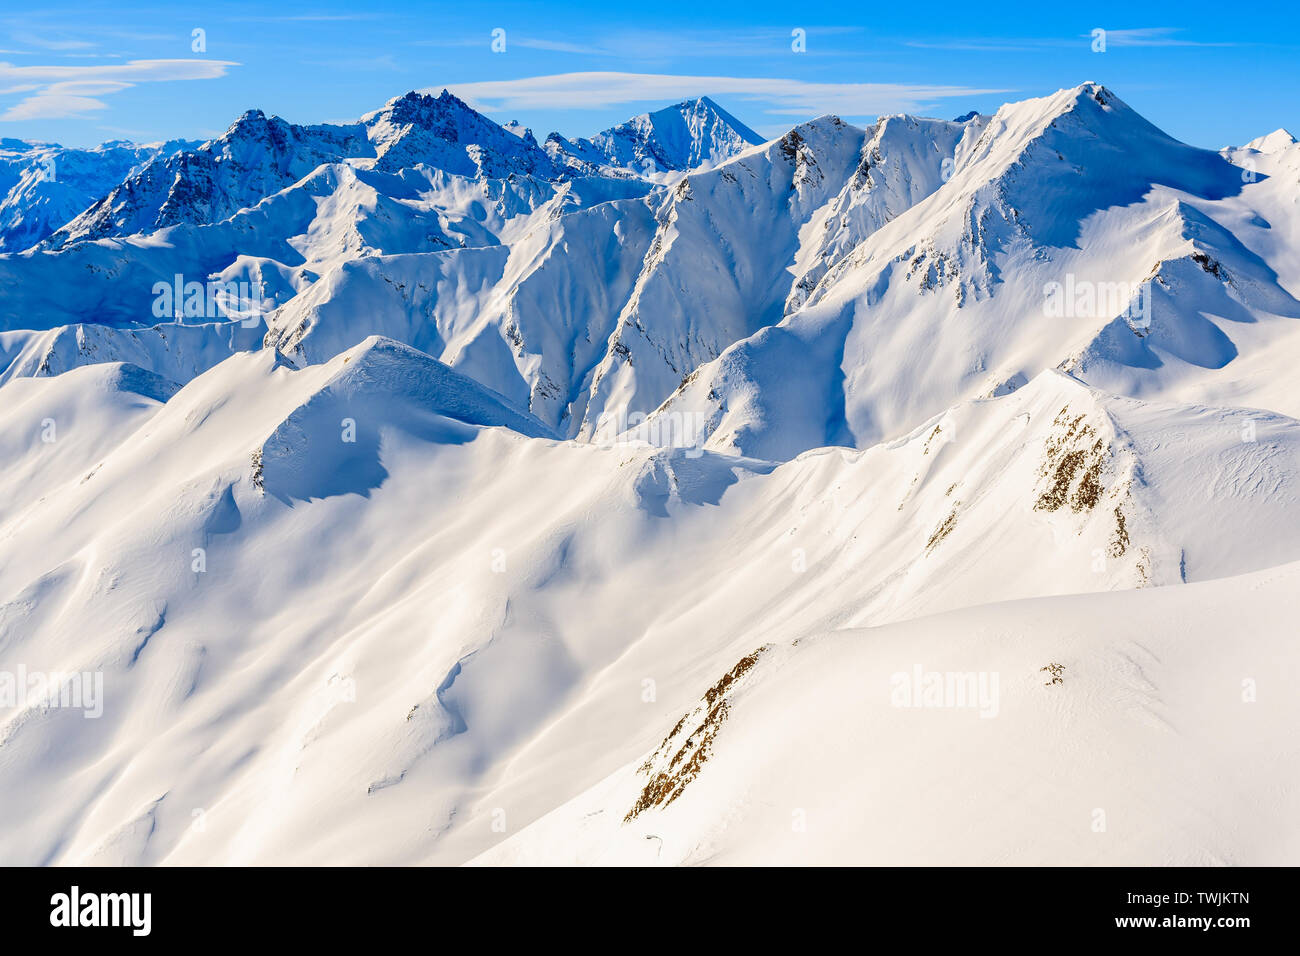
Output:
[[1243, 128, 1297, 152], [1060, 82, 1123, 114], [655, 95, 763, 145], [974, 81, 1149, 155], [371, 89, 476, 125], [225, 108, 272, 134], [547, 94, 764, 176], [673, 94, 727, 116], [363, 88, 555, 179]]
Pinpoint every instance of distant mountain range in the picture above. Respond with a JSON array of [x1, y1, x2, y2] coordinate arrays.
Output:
[[0, 137, 195, 252], [0, 90, 763, 253]]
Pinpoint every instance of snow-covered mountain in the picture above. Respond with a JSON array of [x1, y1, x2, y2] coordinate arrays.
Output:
[[1, 83, 1298, 867], [35, 91, 759, 252], [362, 90, 559, 179], [645, 85, 1300, 457], [44, 110, 373, 248], [545, 96, 765, 177], [0, 138, 193, 252], [1240, 127, 1296, 153]]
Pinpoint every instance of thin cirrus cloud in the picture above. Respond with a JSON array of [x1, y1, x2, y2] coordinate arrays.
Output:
[[434, 72, 1012, 119], [1089, 27, 1238, 47], [9, 31, 97, 52], [908, 27, 1237, 52], [414, 27, 865, 59], [0, 58, 238, 121]]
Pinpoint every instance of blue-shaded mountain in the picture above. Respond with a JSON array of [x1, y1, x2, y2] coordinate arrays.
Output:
[[545, 96, 765, 176], [40, 92, 766, 250]]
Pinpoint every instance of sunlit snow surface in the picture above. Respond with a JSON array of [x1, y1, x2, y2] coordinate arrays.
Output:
[[0, 84, 1297, 865]]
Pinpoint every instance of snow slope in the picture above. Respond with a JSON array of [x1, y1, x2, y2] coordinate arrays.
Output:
[[0, 343, 1295, 865], [475, 558, 1300, 866], [647, 85, 1300, 458]]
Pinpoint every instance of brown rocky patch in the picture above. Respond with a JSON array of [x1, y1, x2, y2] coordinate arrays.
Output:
[[625, 647, 768, 822]]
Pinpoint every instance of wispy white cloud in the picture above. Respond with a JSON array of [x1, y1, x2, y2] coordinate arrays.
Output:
[[414, 27, 866, 59], [10, 31, 96, 52], [432, 72, 1010, 120], [512, 38, 600, 55], [1088, 27, 1238, 48], [533, 28, 860, 59], [908, 27, 1239, 52], [226, 14, 379, 22], [0, 58, 238, 120], [303, 53, 401, 72], [905, 39, 1060, 53]]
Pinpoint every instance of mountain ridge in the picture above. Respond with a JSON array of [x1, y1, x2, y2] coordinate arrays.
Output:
[[33, 89, 767, 253]]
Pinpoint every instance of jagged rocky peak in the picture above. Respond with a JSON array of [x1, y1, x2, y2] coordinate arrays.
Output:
[[501, 120, 539, 147], [365, 88, 515, 146], [363, 89, 556, 178], [224, 107, 273, 134], [370, 89, 469, 129]]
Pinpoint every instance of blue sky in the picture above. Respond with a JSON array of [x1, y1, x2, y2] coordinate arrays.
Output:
[[2, 0, 1297, 150]]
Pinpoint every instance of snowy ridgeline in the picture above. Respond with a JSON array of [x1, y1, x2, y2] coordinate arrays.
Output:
[[0, 84, 1298, 866]]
